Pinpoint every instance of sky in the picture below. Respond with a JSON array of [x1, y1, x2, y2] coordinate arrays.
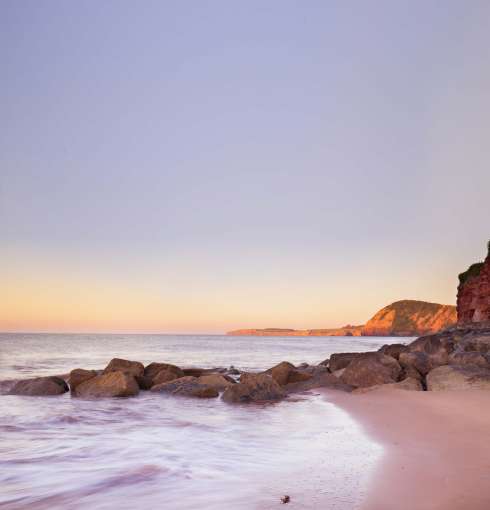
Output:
[[1, 0, 490, 334]]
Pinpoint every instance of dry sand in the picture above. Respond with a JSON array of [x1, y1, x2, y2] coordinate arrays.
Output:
[[325, 388, 490, 510]]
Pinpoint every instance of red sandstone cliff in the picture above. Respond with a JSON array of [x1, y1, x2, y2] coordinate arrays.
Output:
[[457, 241, 490, 323]]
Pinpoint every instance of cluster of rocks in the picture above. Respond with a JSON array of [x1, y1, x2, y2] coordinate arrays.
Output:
[[7, 321, 490, 402], [323, 321, 490, 392]]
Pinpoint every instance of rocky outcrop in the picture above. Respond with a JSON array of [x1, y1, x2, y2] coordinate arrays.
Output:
[[340, 353, 402, 388], [457, 241, 490, 323], [222, 373, 284, 403], [151, 376, 219, 398], [9, 376, 69, 396], [73, 371, 139, 398], [362, 300, 456, 336]]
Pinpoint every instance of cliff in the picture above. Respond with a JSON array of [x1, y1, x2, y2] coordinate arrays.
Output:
[[227, 300, 457, 337], [361, 300, 456, 337], [227, 325, 364, 337], [457, 241, 490, 323]]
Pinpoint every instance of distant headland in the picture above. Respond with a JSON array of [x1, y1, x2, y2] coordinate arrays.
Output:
[[227, 299, 457, 337]]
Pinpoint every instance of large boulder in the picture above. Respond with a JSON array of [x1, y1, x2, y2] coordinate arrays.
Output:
[[151, 376, 218, 398], [144, 362, 184, 381], [398, 351, 446, 377], [68, 369, 97, 392], [408, 333, 455, 358], [9, 376, 68, 396], [340, 353, 402, 388], [151, 368, 183, 387], [329, 353, 363, 372], [378, 343, 409, 360], [426, 365, 490, 391], [263, 361, 313, 386], [197, 374, 235, 391], [265, 361, 295, 385], [103, 358, 144, 378], [74, 371, 139, 398], [222, 373, 284, 403]]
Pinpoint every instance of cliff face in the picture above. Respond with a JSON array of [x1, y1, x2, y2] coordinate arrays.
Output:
[[457, 243, 490, 323], [361, 300, 457, 337]]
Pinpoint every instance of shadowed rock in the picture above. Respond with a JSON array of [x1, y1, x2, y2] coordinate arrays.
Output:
[[222, 373, 284, 403], [144, 362, 184, 380], [9, 376, 69, 396], [151, 376, 219, 398], [353, 377, 423, 393], [340, 353, 402, 388], [103, 358, 144, 378], [284, 370, 352, 393], [448, 351, 490, 368], [427, 365, 490, 391], [74, 371, 139, 398], [399, 351, 446, 377]]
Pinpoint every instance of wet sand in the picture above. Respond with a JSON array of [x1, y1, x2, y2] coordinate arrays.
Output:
[[325, 388, 490, 510]]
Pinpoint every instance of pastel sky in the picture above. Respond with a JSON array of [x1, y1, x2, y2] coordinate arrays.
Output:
[[2, 1, 490, 333]]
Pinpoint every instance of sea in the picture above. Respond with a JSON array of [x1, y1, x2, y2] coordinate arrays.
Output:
[[0, 333, 412, 510]]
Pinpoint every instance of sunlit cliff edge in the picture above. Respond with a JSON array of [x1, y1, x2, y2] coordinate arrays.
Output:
[[227, 300, 457, 337]]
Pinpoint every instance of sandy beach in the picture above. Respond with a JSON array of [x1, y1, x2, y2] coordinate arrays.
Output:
[[326, 388, 490, 510]]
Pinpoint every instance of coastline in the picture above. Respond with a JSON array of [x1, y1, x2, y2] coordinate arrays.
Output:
[[324, 388, 490, 510]]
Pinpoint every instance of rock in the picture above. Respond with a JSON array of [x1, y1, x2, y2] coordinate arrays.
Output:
[[228, 365, 240, 375], [287, 370, 313, 383], [329, 353, 364, 372], [197, 374, 235, 391], [265, 361, 295, 385], [151, 368, 183, 387], [448, 351, 489, 368], [353, 377, 423, 394], [135, 375, 153, 390], [222, 373, 284, 403], [103, 358, 144, 378], [9, 376, 69, 396], [333, 368, 346, 378], [284, 370, 352, 393], [407, 333, 454, 358], [426, 365, 490, 391], [181, 367, 226, 377], [378, 343, 408, 360], [68, 369, 97, 392], [362, 300, 456, 336], [457, 241, 490, 323], [151, 376, 219, 398], [74, 371, 139, 398], [144, 362, 184, 381], [398, 351, 446, 376], [340, 353, 402, 388]]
